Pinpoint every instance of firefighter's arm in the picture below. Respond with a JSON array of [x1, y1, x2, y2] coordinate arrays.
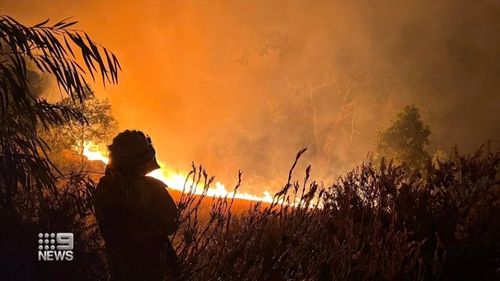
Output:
[[152, 181, 179, 235]]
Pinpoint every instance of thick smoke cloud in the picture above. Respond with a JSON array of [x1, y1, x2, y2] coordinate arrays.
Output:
[[3, 0, 499, 192]]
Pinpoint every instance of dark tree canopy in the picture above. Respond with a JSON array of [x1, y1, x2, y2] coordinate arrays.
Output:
[[376, 105, 431, 169], [0, 16, 120, 210]]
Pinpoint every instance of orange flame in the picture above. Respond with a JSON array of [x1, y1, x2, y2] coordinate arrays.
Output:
[[83, 141, 274, 203]]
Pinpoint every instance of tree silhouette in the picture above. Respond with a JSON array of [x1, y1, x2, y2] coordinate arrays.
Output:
[[0, 16, 120, 211], [41, 91, 118, 154], [376, 105, 431, 169]]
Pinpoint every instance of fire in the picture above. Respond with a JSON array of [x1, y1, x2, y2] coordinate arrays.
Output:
[[83, 141, 274, 203]]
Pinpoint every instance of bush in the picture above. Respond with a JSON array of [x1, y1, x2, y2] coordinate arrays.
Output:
[[171, 146, 498, 281]]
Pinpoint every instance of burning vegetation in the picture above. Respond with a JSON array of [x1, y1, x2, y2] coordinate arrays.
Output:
[[83, 141, 275, 203]]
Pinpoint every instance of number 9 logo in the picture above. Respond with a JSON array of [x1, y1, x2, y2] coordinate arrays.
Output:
[[56, 233, 74, 250]]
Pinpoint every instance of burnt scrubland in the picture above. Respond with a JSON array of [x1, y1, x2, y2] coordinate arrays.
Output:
[[1, 16, 499, 281]]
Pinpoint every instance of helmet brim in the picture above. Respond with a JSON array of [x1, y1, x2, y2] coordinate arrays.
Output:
[[142, 156, 161, 174]]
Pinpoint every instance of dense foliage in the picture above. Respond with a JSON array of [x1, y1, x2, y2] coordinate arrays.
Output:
[[376, 105, 431, 169], [0, 16, 119, 280], [0, 16, 119, 212], [171, 147, 498, 281], [3, 145, 498, 281], [41, 93, 118, 155]]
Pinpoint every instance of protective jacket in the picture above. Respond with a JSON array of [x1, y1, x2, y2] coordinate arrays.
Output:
[[95, 168, 178, 281]]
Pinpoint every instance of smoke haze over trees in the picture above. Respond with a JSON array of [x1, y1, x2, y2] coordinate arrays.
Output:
[[3, 0, 499, 192]]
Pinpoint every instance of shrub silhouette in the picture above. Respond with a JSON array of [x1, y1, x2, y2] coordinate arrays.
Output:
[[168, 146, 498, 281]]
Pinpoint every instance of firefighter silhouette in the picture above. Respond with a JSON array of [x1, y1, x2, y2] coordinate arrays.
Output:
[[94, 130, 179, 281]]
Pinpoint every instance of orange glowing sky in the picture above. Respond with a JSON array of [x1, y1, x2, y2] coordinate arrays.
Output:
[[4, 0, 499, 193]]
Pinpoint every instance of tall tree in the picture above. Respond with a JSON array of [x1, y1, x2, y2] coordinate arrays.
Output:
[[39, 91, 118, 174], [376, 105, 431, 169], [42, 92, 118, 154]]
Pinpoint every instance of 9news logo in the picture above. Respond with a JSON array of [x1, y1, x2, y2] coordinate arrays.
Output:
[[37, 232, 74, 261]]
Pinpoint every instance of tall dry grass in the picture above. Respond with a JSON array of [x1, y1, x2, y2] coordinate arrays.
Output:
[[169, 146, 498, 281], [1, 146, 498, 281]]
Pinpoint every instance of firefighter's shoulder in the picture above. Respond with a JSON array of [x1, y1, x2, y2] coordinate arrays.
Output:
[[143, 175, 168, 189]]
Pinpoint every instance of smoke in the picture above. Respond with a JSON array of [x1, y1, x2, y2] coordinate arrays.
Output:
[[3, 0, 499, 192]]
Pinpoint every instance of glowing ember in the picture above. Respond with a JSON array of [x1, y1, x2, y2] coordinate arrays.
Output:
[[83, 141, 274, 203]]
